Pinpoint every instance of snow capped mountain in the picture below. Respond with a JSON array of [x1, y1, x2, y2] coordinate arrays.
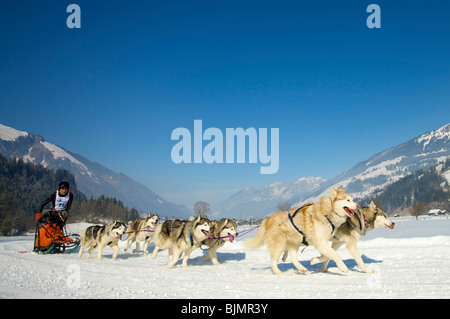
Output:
[[416, 123, 450, 151], [2, 122, 449, 220], [0, 124, 191, 218], [217, 177, 326, 219], [0, 124, 28, 141], [219, 123, 450, 219], [293, 123, 450, 207], [237, 177, 326, 203]]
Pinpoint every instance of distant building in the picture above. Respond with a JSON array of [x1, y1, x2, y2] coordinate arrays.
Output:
[[427, 209, 447, 216]]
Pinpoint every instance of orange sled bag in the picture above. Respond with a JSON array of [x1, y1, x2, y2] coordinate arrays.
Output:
[[33, 211, 77, 254]]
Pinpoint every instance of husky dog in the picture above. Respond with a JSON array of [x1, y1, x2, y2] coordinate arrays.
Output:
[[152, 216, 212, 268], [310, 201, 395, 273], [245, 187, 360, 275], [124, 213, 160, 255], [78, 221, 127, 261], [151, 218, 185, 260], [202, 218, 237, 265]]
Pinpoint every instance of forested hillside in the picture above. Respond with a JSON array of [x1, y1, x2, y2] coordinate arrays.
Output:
[[70, 195, 140, 224], [0, 154, 140, 235], [361, 158, 450, 214]]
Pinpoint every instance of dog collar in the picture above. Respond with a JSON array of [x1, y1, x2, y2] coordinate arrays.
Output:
[[325, 215, 335, 234]]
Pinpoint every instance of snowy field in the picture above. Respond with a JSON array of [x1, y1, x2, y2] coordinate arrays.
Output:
[[1, 217, 450, 299]]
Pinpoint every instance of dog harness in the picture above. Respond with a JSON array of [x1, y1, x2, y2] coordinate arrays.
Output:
[[287, 205, 310, 246], [353, 210, 367, 232], [325, 216, 335, 233], [288, 203, 339, 245]]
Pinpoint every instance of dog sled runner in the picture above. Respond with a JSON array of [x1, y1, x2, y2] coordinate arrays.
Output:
[[33, 210, 80, 254]]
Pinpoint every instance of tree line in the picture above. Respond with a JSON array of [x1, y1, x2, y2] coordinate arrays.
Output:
[[0, 153, 140, 235], [70, 195, 140, 224], [360, 158, 450, 215]]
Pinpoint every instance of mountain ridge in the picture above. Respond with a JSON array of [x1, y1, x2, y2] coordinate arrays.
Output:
[[299, 123, 450, 204], [2, 122, 449, 220], [0, 123, 191, 218], [216, 176, 326, 219], [218, 123, 450, 219]]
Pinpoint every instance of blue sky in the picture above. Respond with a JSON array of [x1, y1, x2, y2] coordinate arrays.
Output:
[[1, 0, 449, 208]]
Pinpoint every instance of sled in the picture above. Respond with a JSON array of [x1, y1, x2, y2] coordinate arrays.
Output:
[[33, 210, 81, 254]]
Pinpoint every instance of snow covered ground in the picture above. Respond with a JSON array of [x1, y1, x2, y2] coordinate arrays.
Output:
[[1, 217, 450, 299]]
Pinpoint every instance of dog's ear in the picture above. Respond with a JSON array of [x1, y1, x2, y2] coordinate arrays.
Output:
[[320, 196, 333, 213], [219, 218, 228, 229], [370, 201, 376, 210], [329, 188, 337, 201]]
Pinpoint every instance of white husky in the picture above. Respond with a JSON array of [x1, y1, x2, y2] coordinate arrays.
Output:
[[245, 187, 360, 275]]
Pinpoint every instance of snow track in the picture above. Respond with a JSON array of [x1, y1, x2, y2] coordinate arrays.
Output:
[[1, 218, 450, 299]]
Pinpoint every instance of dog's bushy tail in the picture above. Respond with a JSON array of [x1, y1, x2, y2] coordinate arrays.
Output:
[[79, 229, 86, 244], [244, 219, 267, 249]]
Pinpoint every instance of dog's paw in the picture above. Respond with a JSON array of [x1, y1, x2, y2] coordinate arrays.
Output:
[[364, 268, 376, 274], [340, 267, 349, 273], [310, 257, 320, 265]]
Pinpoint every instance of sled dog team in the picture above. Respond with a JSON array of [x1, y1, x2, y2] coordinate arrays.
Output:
[[78, 214, 238, 267], [78, 186, 395, 274]]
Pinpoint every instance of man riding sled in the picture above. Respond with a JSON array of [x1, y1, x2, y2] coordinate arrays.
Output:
[[34, 181, 76, 253]]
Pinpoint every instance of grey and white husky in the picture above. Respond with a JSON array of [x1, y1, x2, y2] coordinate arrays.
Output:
[[78, 221, 127, 261], [124, 213, 159, 255], [202, 218, 237, 265], [310, 201, 395, 273], [152, 216, 212, 268]]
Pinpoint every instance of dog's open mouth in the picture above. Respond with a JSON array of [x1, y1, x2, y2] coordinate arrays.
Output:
[[202, 229, 213, 239], [228, 233, 235, 243], [386, 223, 395, 229], [344, 207, 355, 217], [116, 234, 122, 239]]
